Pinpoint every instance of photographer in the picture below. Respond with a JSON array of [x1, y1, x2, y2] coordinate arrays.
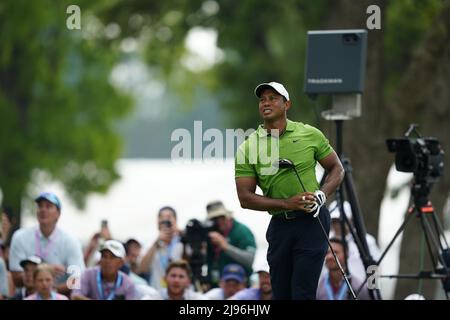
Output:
[[138, 206, 183, 291], [205, 201, 256, 289]]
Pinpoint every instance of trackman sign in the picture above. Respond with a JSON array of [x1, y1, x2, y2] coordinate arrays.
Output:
[[307, 78, 343, 84]]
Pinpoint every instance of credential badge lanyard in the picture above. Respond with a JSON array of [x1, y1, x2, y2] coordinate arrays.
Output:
[[325, 273, 348, 300], [96, 270, 123, 300]]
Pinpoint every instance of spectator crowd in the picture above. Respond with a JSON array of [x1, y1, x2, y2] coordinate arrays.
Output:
[[0, 192, 382, 300]]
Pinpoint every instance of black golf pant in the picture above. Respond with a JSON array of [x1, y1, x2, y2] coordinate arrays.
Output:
[[266, 206, 330, 300]]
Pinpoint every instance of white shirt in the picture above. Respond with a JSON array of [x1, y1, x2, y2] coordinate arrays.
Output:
[[346, 233, 381, 281], [204, 287, 225, 300], [326, 230, 381, 282], [148, 236, 183, 291], [135, 284, 163, 300], [9, 226, 85, 283], [160, 288, 208, 300]]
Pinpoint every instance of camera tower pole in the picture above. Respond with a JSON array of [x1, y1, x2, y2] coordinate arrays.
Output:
[[322, 94, 382, 300]]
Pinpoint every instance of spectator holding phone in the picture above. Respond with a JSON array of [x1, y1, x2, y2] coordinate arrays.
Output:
[[139, 206, 183, 291], [84, 220, 112, 267]]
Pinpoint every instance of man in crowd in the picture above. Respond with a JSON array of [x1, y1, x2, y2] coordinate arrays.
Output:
[[229, 260, 272, 300], [160, 260, 206, 300], [204, 263, 247, 300], [9, 192, 85, 295], [124, 238, 142, 275], [10, 255, 42, 300], [327, 200, 381, 282], [71, 240, 136, 300], [206, 200, 256, 288], [316, 238, 370, 300]]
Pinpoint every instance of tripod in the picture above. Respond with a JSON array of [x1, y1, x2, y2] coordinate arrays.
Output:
[[355, 179, 450, 299], [321, 119, 382, 300]]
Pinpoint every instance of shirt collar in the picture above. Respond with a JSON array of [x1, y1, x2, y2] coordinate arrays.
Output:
[[257, 119, 295, 137], [36, 225, 58, 240]]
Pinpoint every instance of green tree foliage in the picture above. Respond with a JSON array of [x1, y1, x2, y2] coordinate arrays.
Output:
[[100, 0, 448, 299], [384, 0, 444, 97], [0, 0, 132, 218], [101, 0, 330, 127]]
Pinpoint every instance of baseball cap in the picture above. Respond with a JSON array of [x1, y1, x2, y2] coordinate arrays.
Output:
[[221, 264, 246, 283], [404, 293, 425, 300], [254, 82, 290, 101], [20, 255, 43, 268], [35, 192, 62, 211], [329, 200, 352, 220], [206, 200, 232, 220], [99, 240, 126, 259]]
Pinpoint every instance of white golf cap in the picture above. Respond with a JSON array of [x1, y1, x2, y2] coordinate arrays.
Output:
[[254, 82, 290, 101], [99, 240, 126, 259], [329, 200, 352, 220]]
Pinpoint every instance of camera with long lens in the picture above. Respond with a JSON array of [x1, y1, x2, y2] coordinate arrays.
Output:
[[386, 125, 444, 183], [182, 219, 215, 247], [181, 219, 218, 283]]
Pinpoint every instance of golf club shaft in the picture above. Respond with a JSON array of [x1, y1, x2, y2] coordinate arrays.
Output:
[[292, 168, 307, 192], [316, 216, 357, 300], [291, 166, 357, 300]]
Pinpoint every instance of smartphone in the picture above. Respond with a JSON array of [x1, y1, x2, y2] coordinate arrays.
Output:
[[160, 220, 172, 228], [101, 220, 108, 228]]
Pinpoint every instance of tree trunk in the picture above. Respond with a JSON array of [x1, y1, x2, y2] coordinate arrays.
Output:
[[388, 0, 450, 299]]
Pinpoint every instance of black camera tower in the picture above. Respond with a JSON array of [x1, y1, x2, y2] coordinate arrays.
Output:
[[356, 125, 450, 299], [320, 111, 382, 300]]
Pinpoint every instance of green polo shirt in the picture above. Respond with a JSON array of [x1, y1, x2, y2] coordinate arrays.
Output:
[[235, 119, 333, 215]]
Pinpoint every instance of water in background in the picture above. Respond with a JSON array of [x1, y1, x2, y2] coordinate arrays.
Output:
[[23, 159, 271, 268]]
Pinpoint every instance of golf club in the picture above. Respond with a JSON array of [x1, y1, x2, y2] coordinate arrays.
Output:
[[275, 158, 357, 300]]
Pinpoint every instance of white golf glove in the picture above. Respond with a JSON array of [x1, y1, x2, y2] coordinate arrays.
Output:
[[314, 190, 326, 206], [310, 190, 326, 218], [303, 201, 319, 217]]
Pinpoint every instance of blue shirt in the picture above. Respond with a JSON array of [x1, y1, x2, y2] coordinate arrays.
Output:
[[0, 257, 8, 296]]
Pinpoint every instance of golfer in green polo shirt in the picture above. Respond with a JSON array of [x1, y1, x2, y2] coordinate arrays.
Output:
[[235, 81, 344, 300]]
